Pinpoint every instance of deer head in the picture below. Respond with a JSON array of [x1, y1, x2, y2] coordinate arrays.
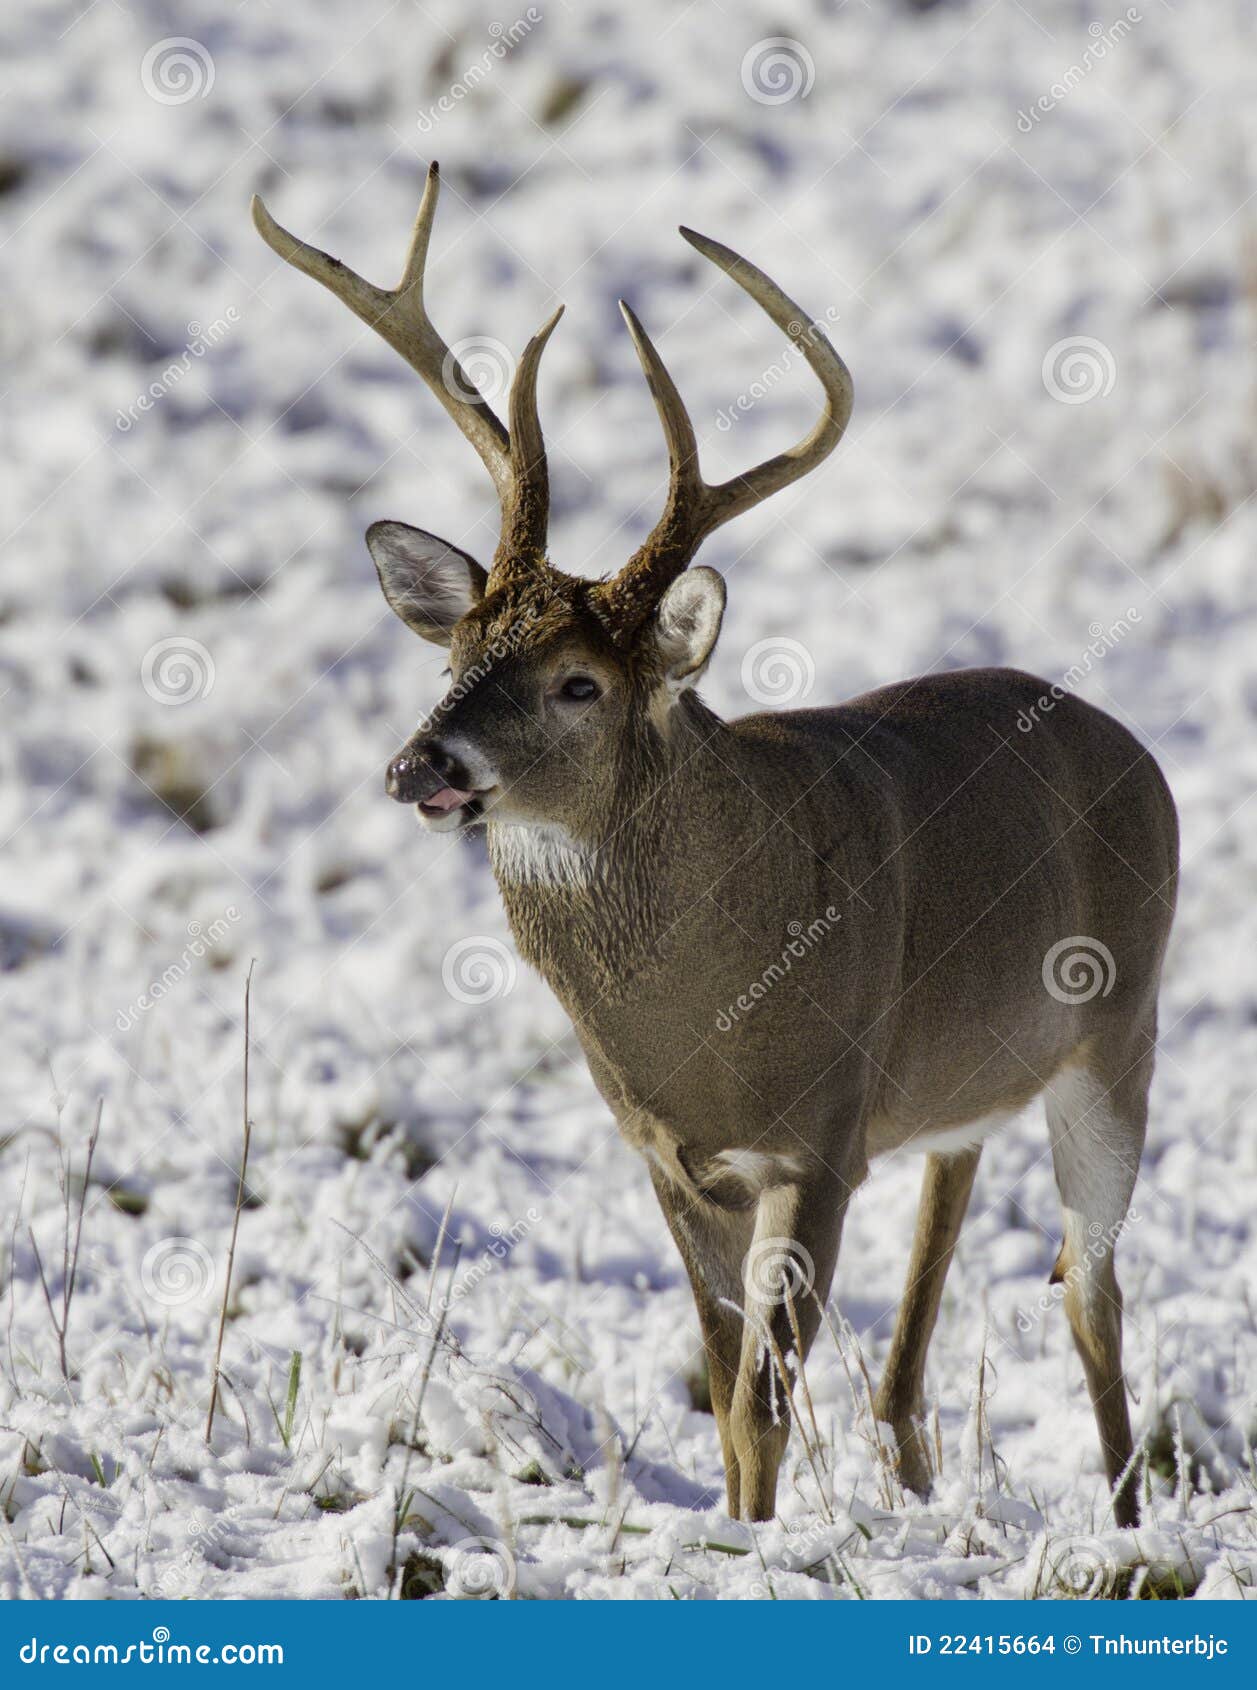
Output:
[[252, 165, 853, 837]]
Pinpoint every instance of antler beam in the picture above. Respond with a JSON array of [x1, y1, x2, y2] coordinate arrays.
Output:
[[252, 164, 562, 575], [601, 229, 854, 633]]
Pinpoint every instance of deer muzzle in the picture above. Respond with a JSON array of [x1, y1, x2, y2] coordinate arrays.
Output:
[[385, 740, 477, 817]]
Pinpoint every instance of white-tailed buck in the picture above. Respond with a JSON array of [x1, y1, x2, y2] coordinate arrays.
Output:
[[255, 166, 1177, 1525]]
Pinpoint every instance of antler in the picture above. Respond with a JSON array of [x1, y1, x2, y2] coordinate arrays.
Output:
[[251, 163, 562, 581], [601, 228, 853, 636]]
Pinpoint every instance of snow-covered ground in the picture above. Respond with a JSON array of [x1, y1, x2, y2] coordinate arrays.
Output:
[[2, 0, 1255, 1599]]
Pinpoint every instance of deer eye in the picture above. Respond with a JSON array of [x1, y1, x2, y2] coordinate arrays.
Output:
[[558, 675, 599, 702]]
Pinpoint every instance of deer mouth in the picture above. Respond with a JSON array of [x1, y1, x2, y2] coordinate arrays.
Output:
[[417, 785, 495, 827], [419, 784, 474, 816]]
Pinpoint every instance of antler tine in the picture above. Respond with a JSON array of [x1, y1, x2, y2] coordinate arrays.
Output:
[[396, 159, 441, 296], [602, 229, 854, 634], [618, 300, 703, 524], [252, 165, 513, 500], [677, 226, 853, 523], [253, 164, 563, 568], [494, 305, 565, 579]]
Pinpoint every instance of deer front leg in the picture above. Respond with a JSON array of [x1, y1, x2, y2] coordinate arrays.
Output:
[[729, 1169, 851, 1521], [649, 1167, 753, 1514]]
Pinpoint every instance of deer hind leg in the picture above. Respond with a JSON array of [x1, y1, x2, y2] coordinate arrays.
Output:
[[873, 1147, 981, 1496], [729, 1171, 851, 1521], [1045, 1034, 1153, 1528]]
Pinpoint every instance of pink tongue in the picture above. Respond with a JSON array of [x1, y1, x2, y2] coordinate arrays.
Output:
[[424, 786, 474, 813]]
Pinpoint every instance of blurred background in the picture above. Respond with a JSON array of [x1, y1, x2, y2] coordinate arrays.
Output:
[[1, 0, 1255, 1598]]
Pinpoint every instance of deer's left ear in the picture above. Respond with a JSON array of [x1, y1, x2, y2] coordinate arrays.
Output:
[[651, 567, 726, 693]]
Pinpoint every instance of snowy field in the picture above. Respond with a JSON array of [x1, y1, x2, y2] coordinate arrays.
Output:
[[2, 0, 1255, 1599]]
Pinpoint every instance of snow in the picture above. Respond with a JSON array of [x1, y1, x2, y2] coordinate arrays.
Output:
[[1, 0, 1254, 1599]]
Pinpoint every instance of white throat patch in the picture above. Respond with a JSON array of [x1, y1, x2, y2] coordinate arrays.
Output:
[[489, 822, 598, 889]]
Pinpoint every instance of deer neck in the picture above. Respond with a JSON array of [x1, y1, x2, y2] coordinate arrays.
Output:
[[487, 694, 731, 1000]]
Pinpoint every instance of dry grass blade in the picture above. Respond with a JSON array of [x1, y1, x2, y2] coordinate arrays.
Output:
[[206, 962, 255, 1444], [29, 1097, 102, 1384]]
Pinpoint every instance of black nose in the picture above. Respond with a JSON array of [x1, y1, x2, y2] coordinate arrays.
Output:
[[385, 752, 415, 801], [385, 742, 462, 803]]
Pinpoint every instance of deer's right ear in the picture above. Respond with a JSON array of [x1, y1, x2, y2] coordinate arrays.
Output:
[[366, 521, 488, 646]]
